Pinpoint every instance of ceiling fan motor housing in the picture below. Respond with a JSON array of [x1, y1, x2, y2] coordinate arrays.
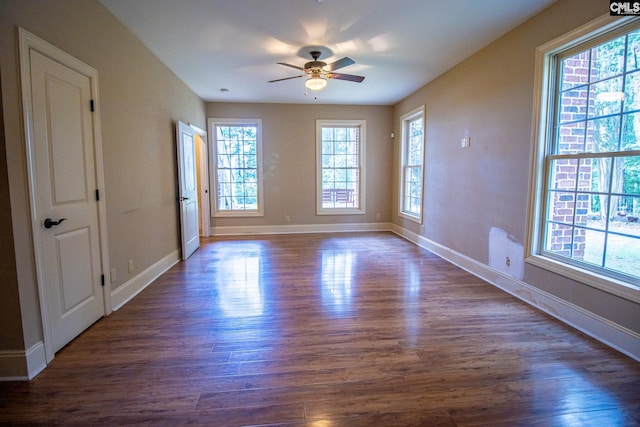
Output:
[[305, 51, 326, 70]]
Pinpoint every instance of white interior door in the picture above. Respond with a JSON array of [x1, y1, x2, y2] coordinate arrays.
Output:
[[177, 121, 200, 260], [29, 49, 105, 353]]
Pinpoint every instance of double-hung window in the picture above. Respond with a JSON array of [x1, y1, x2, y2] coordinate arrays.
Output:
[[316, 120, 366, 215], [528, 16, 640, 300], [399, 106, 425, 222], [210, 118, 264, 217]]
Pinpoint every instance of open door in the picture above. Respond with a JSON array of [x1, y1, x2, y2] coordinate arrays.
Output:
[[176, 121, 200, 260]]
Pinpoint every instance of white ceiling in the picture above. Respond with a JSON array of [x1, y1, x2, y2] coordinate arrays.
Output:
[[99, 0, 557, 105]]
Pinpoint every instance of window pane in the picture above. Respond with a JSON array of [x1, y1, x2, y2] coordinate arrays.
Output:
[[588, 116, 621, 153], [549, 159, 578, 191], [558, 88, 587, 123], [573, 193, 591, 226], [322, 127, 334, 141], [217, 153, 230, 168], [620, 157, 640, 197], [582, 228, 606, 266], [345, 155, 358, 167], [590, 35, 626, 82], [346, 169, 359, 183], [547, 191, 575, 225], [623, 71, 640, 112], [545, 222, 574, 256], [577, 158, 596, 192], [323, 169, 335, 183], [621, 112, 640, 151], [627, 29, 640, 72], [217, 169, 231, 184], [571, 227, 588, 260], [410, 166, 422, 183], [322, 140, 334, 155], [246, 155, 257, 169], [588, 198, 609, 230], [589, 77, 623, 118], [333, 169, 346, 182], [561, 50, 590, 91], [556, 122, 587, 154], [592, 156, 613, 193], [605, 233, 640, 278]]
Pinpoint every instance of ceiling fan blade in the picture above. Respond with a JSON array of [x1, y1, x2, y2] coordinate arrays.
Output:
[[277, 62, 305, 71], [326, 57, 355, 71], [268, 75, 305, 83], [328, 72, 365, 83]]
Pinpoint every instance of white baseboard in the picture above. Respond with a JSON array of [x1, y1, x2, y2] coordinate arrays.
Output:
[[211, 222, 392, 236], [0, 341, 46, 381], [391, 224, 640, 362], [26, 341, 46, 379], [111, 249, 180, 311]]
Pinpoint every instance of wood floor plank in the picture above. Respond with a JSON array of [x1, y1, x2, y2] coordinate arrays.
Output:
[[0, 232, 638, 426]]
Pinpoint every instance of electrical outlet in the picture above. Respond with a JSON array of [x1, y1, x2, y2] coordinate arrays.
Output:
[[506, 256, 511, 267], [376, 213, 381, 220], [128, 259, 134, 273], [110, 268, 117, 283], [461, 137, 471, 148], [285, 215, 290, 222]]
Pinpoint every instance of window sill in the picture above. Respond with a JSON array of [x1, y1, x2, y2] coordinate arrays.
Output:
[[525, 254, 640, 303], [214, 211, 264, 218], [317, 209, 365, 216], [399, 211, 422, 224]]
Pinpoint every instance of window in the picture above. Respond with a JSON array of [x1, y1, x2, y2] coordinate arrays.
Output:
[[399, 106, 425, 222], [210, 119, 263, 217], [316, 120, 366, 215], [528, 16, 640, 300]]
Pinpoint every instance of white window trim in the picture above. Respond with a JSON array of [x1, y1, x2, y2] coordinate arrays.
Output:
[[316, 119, 366, 215], [398, 105, 425, 224], [526, 14, 640, 303], [208, 118, 264, 217]]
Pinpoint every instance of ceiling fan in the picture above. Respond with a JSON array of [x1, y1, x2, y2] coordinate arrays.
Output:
[[268, 50, 365, 91]]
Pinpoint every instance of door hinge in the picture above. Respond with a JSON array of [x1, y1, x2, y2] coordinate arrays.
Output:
[[96, 189, 100, 201], [101, 274, 105, 287], [90, 100, 95, 112]]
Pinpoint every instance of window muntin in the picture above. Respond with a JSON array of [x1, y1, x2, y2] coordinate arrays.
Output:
[[399, 107, 425, 221], [529, 16, 640, 299], [316, 120, 366, 215], [210, 119, 263, 217]]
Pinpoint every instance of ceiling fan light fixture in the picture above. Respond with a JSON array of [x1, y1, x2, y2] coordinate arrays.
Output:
[[305, 76, 327, 91]]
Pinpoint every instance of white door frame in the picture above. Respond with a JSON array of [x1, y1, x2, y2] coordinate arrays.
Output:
[[191, 124, 210, 237], [19, 28, 111, 364]]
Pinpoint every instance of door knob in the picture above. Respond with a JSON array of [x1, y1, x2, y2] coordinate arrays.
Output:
[[44, 218, 67, 229]]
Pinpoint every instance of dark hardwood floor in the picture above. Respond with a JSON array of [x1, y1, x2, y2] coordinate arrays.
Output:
[[1, 232, 639, 426]]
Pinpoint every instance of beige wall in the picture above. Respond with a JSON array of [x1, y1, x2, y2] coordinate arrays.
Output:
[[393, 0, 640, 333], [206, 103, 393, 228], [0, 66, 24, 352], [0, 0, 205, 360]]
